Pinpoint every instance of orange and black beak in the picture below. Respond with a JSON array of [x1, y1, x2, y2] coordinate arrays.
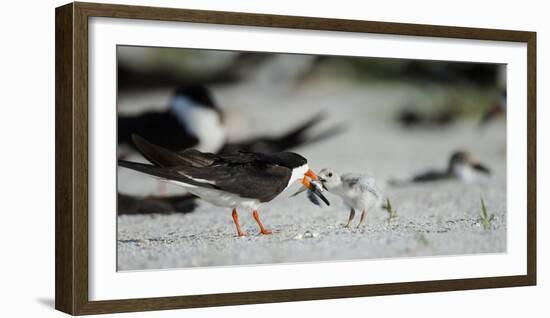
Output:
[[300, 169, 330, 206]]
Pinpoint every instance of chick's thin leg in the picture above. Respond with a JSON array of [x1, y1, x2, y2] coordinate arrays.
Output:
[[357, 209, 367, 228], [345, 208, 356, 228]]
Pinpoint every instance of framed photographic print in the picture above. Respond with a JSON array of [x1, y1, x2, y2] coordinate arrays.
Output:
[[55, 2, 536, 315]]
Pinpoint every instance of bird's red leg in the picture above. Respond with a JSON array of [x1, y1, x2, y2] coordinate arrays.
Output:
[[232, 209, 247, 237], [253, 210, 272, 235]]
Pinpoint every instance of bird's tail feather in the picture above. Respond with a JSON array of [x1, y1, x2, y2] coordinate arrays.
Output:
[[118, 160, 206, 190], [118, 160, 178, 181], [132, 134, 185, 167], [132, 134, 217, 168]]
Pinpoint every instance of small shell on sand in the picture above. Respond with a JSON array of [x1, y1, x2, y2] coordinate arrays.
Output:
[[293, 230, 319, 240]]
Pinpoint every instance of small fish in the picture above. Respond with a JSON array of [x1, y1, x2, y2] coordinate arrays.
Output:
[[292, 179, 329, 206]]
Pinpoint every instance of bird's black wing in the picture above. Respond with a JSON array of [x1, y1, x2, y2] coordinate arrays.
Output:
[[472, 162, 491, 175], [132, 134, 217, 168], [411, 170, 449, 182], [177, 148, 219, 167], [178, 163, 291, 202]]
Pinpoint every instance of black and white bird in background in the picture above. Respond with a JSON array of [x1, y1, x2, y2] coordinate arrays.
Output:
[[388, 150, 491, 186], [118, 135, 329, 237], [118, 85, 224, 154], [118, 85, 342, 157]]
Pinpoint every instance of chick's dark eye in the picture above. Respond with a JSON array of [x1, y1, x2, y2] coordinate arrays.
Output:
[[328, 173, 333, 177]]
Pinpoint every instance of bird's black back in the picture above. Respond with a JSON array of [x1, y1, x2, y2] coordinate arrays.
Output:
[[215, 151, 307, 169]]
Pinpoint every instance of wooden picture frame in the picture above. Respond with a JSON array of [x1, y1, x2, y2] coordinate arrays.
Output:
[[55, 2, 536, 315]]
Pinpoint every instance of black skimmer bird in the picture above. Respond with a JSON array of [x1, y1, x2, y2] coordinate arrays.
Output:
[[297, 169, 382, 228], [389, 150, 491, 186], [118, 135, 329, 236], [118, 85, 226, 154], [119, 86, 340, 156]]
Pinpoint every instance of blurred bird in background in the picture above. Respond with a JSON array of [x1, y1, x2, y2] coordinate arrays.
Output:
[[388, 150, 491, 186], [118, 193, 198, 215], [396, 106, 459, 129], [118, 85, 225, 154]]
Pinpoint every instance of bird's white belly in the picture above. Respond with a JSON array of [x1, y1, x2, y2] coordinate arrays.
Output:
[[342, 192, 379, 211], [332, 182, 380, 211], [455, 165, 487, 183], [171, 96, 226, 153], [166, 180, 261, 210]]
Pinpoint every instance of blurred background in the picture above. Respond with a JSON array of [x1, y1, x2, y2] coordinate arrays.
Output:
[[116, 45, 507, 269]]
